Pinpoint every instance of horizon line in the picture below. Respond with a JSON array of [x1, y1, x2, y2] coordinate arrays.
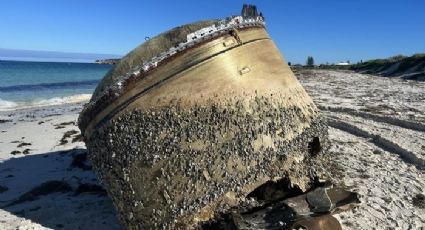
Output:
[[0, 47, 122, 57], [0, 57, 116, 64]]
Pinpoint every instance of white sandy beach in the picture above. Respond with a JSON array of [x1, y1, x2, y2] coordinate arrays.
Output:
[[0, 70, 424, 229], [297, 70, 425, 229], [0, 102, 121, 229]]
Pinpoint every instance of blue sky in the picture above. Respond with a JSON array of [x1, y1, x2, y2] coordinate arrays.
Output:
[[0, 0, 424, 64]]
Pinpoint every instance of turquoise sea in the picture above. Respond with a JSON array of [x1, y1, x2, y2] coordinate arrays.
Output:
[[0, 60, 112, 110]]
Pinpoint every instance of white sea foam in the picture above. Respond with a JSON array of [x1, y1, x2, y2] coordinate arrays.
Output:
[[0, 94, 92, 111], [34, 94, 92, 106], [0, 98, 18, 110]]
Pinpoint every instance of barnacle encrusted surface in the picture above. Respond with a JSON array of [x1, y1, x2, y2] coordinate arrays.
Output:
[[85, 94, 330, 228]]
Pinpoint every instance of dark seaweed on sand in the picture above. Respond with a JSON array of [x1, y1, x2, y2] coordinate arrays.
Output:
[[22, 149, 31, 155], [59, 130, 79, 145], [10, 150, 21, 155], [17, 142, 32, 148]]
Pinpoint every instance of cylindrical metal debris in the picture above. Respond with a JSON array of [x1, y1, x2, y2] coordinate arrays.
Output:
[[79, 6, 330, 229]]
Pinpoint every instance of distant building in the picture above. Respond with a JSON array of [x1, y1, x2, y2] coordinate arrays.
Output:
[[336, 62, 351, 66], [95, 58, 120, 65]]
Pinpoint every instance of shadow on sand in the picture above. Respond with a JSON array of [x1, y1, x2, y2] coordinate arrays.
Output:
[[0, 148, 122, 229]]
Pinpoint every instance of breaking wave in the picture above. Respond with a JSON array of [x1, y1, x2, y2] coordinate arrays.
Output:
[[0, 98, 18, 110], [0, 94, 92, 111]]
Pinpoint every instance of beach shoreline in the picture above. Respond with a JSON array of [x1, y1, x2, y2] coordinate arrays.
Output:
[[0, 70, 424, 229], [0, 94, 92, 112], [0, 60, 111, 112]]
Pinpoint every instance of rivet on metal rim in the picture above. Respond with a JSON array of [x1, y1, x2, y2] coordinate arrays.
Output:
[[239, 67, 251, 75], [223, 39, 236, 47]]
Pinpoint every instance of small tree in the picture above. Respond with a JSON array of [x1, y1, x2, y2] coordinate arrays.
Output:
[[306, 56, 314, 67], [288, 62, 292, 66]]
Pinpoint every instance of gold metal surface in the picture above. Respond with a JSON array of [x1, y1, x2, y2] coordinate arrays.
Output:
[[83, 27, 315, 140]]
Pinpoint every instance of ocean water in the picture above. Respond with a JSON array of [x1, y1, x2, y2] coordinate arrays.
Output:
[[0, 60, 112, 110]]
